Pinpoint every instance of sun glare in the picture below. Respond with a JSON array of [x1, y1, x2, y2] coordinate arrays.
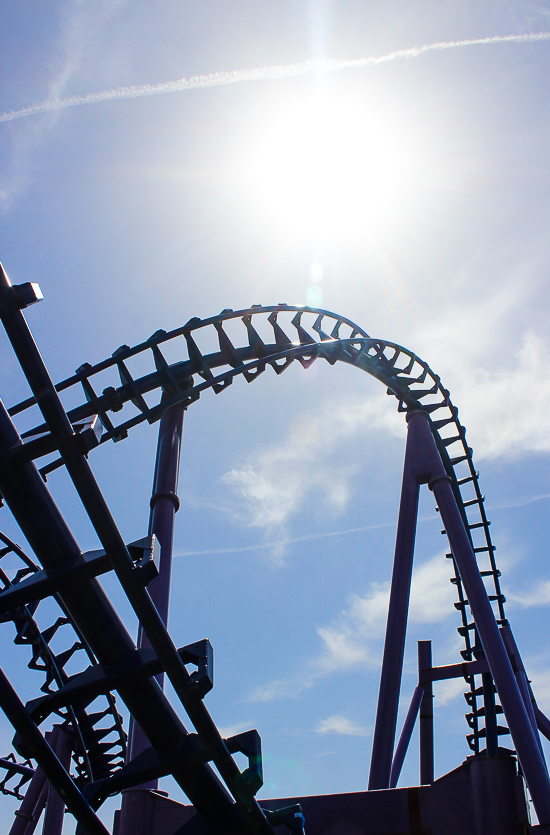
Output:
[[237, 89, 430, 245]]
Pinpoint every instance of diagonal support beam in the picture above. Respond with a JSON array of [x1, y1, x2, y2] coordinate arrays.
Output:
[[407, 410, 550, 824]]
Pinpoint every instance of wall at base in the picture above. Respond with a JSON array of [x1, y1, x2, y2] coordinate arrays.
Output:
[[113, 755, 531, 835]]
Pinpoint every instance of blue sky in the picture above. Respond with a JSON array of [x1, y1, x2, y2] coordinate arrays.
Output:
[[2, 1, 550, 829]]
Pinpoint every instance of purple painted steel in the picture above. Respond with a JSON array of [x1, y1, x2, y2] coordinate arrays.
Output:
[[145, 398, 186, 636], [10, 733, 50, 835], [42, 728, 72, 835], [418, 641, 434, 785], [500, 624, 547, 765], [120, 401, 185, 831], [368, 417, 422, 790], [389, 685, 424, 788], [407, 410, 550, 824], [10, 772, 47, 835]]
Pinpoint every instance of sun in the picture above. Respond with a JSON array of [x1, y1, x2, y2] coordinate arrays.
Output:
[[235, 86, 429, 246]]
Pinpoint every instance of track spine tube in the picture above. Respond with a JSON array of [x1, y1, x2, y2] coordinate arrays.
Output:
[[0, 263, 274, 835], [409, 410, 550, 824]]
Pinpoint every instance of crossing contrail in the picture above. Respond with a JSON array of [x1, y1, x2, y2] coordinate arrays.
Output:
[[1, 31, 549, 124], [173, 490, 550, 558]]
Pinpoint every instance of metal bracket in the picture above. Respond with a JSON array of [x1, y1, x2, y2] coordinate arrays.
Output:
[[84, 727, 262, 809], [0, 535, 160, 616], [24, 638, 212, 726], [264, 805, 305, 834]]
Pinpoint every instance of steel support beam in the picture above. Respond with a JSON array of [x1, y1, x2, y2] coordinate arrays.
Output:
[[408, 409, 550, 824], [389, 686, 423, 789], [42, 728, 72, 835], [10, 731, 54, 835], [368, 413, 422, 790], [418, 641, 434, 785], [121, 399, 185, 830], [0, 265, 271, 833]]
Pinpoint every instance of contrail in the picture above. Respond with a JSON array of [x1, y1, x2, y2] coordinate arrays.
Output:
[[488, 492, 550, 510], [175, 521, 395, 557], [174, 489, 550, 557], [1, 31, 549, 124], [174, 515, 438, 557]]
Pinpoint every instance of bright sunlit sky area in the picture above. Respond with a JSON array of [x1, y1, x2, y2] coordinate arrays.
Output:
[[2, 0, 550, 830]]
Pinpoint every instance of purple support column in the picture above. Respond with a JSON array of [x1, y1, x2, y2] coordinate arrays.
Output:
[[42, 728, 72, 835], [408, 410, 550, 824], [389, 686, 424, 788], [10, 740, 51, 835], [11, 772, 47, 835], [368, 413, 422, 790], [418, 641, 434, 785], [119, 400, 185, 832], [144, 398, 186, 638]]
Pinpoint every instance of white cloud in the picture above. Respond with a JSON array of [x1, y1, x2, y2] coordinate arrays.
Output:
[[316, 715, 370, 737], [434, 678, 466, 706], [217, 720, 255, 739], [315, 552, 456, 676], [249, 552, 456, 701], [454, 332, 550, 460], [222, 395, 403, 532], [507, 579, 550, 608]]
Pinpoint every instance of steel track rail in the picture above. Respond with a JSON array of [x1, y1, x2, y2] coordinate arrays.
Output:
[[0, 532, 127, 784], [4, 304, 507, 759]]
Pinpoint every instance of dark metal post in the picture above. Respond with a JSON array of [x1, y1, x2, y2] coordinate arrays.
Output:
[[368, 413, 422, 790], [481, 672, 498, 756], [120, 400, 185, 830], [146, 398, 185, 629], [42, 728, 72, 835], [408, 410, 550, 824], [10, 770, 47, 835], [418, 641, 434, 785], [10, 732, 56, 835], [389, 686, 424, 788]]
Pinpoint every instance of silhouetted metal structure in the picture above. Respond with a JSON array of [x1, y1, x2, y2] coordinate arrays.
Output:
[[0, 262, 549, 833]]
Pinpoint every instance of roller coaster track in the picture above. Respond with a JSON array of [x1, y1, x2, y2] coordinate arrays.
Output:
[[0, 530, 127, 793], [1, 300, 508, 789]]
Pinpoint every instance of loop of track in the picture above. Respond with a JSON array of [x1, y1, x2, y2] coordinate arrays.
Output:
[[3, 304, 507, 785]]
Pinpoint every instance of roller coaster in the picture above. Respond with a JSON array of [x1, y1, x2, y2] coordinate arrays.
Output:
[[0, 261, 549, 834]]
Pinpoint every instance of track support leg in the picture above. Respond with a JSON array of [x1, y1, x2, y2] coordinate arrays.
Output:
[[368, 412, 422, 790], [418, 641, 434, 785], [408, 409, 550, 824]]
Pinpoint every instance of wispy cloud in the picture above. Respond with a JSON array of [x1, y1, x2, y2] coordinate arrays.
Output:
[[1, 0, 127, 210], [454, 332, 550, 460], [315, 552, 456, 676], [222, 396, 403, 538], [1, 32, 548, 124], [216, 720, 255, 739], [489, 494, 550, 511], [507, 579, 550, 608], [315, 715, 370, 737], [249, 552, 456, 702], [434, 678, 467, 706]]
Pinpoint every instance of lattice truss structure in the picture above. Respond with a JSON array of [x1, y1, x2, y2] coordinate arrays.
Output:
[[0, 269, 549, 834]]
